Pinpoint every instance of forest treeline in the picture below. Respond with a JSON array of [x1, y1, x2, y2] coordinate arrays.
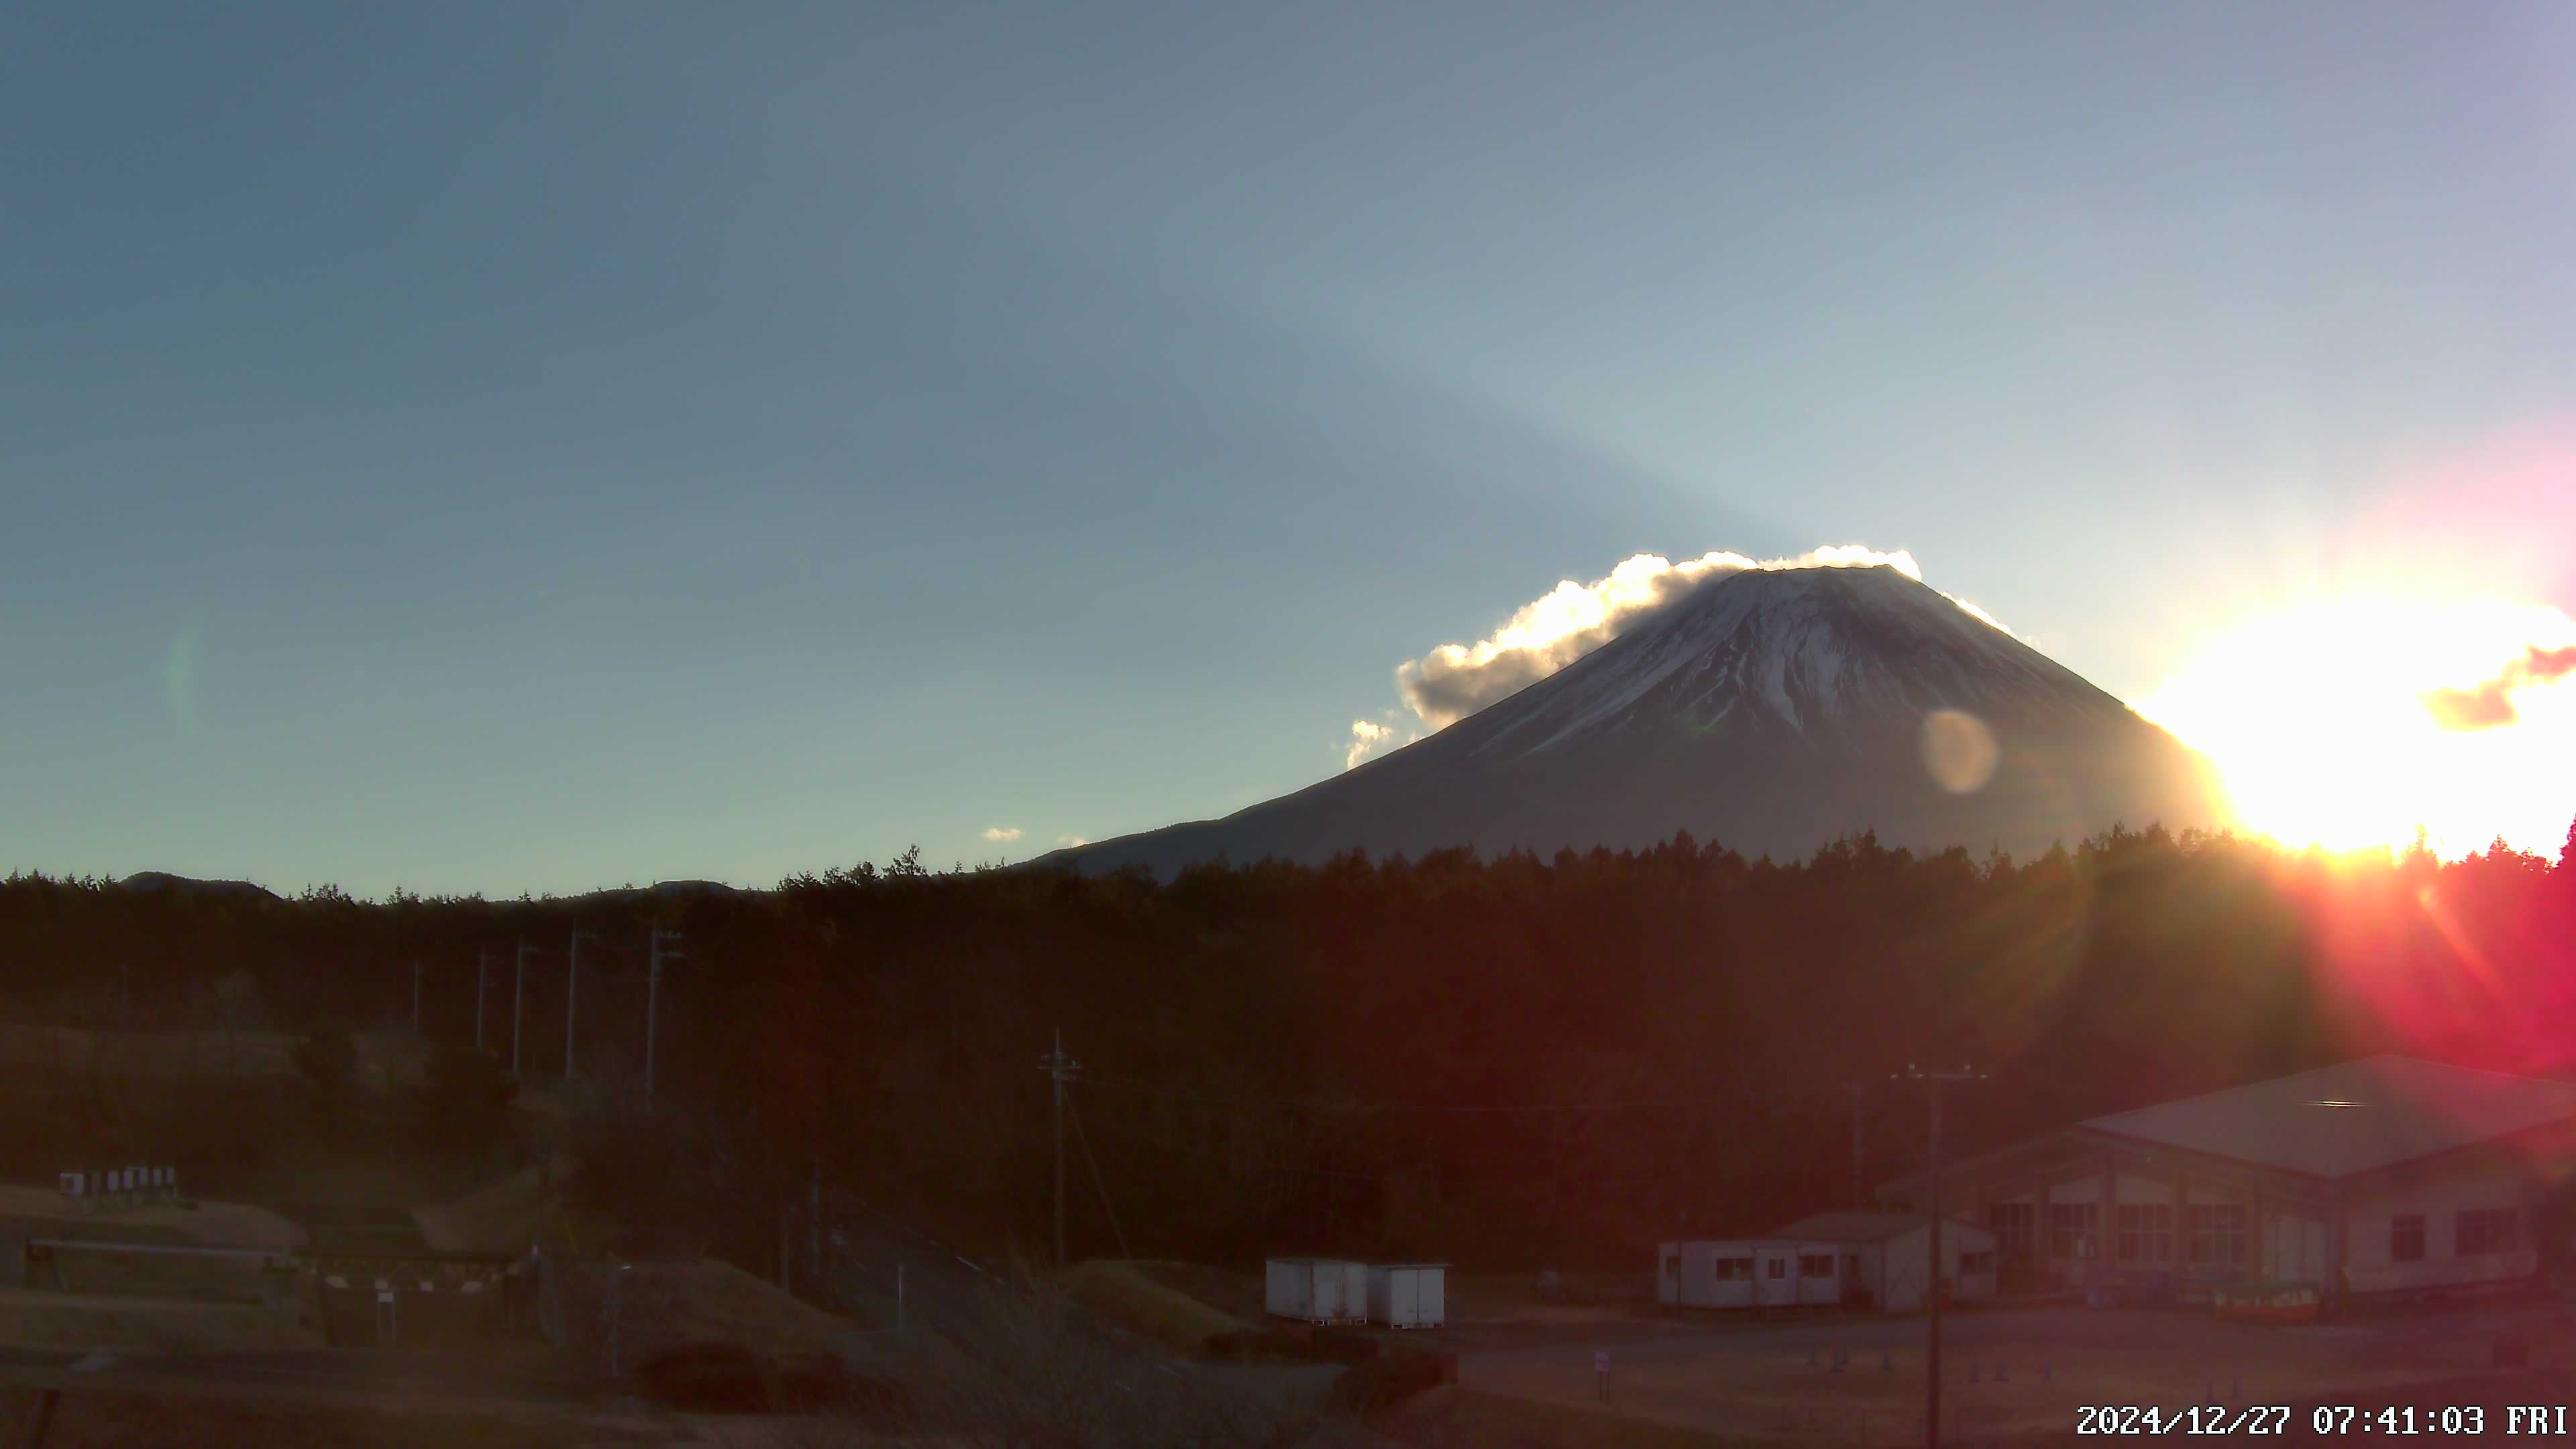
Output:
[[5, 820, 2574, 1270]]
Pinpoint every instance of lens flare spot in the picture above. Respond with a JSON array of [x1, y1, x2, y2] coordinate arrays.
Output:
[[1921, 708, 1999, 794]]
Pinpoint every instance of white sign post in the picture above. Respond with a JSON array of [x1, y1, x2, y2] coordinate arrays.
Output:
[[1594, 1350, 1610, 1404]]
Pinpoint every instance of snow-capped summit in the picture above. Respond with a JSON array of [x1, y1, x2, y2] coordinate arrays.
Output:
[[1046, 564, 2226, 876]]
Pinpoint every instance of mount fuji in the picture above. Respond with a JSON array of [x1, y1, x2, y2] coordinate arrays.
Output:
[[1042, 564, 2228, 876]]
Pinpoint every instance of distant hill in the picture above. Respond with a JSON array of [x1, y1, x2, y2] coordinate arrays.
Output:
[[1039, 564, 2228, 877], [115, 873, 282, 902]]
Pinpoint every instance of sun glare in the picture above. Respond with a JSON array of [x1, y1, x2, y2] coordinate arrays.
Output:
[[2135, 597, 2576, 859]]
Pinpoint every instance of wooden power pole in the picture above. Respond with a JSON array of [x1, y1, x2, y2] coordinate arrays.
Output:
[[1038, 1030, 1083, 1269], [1894, 1064, 1986, 1449]]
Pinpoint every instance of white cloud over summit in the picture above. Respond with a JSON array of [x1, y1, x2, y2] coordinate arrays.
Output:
[[1387, 546, 2015, 733]]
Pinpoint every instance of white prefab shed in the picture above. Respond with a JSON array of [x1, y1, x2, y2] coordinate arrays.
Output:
[[1657, 1238, 1851, 1309], [1770, 1212, 1998, 1313], [1366, 1263, 1448, 1328], [1265, 1258, 1367, 1324]]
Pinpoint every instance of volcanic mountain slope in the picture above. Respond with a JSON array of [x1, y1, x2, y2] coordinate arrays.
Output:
[[1044, 564, 2229, 877]]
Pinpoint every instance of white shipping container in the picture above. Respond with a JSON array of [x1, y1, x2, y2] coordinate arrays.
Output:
[[1366, 1263, 1448, 1328], [1265, 1258, 1368, 1324]]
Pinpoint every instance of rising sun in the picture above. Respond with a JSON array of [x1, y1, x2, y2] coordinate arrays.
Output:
[[2133, 597, 2576, 859]]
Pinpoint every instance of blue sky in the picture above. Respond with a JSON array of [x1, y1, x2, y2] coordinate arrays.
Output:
[[6, 3, 2574, 895]]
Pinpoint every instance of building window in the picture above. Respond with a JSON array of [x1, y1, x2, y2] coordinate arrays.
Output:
[[2116, 1204, 2174, 1263], [2049, 1203, 2098, 1258], [1717, 1257, 1753, 1281], [1797, 1254, 1835, 1277], [2186, 1204, 2249, 1267], [2391, 1214, 2426, 1263], [1960, 1250, 1996, 1274], [1768, 1257, 1786, 1279], [2457, 1208, 2518, 1256], [1987, 1203, 2035, 1260]]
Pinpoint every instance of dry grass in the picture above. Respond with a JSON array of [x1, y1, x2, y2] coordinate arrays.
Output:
[[0, 1287, 315, 1353], [1461, 1306, 2576, 1444], [1374, 1386, 1749, 1449], [844, 1277, 1360, 1449], [0, 1191, 307, 1252], [0, 1027, 429, 1091], [1058, 1260, 1254, 1355], [578, 1258, 853, 1375], [0, 1387, 675, 1448], [413, 1162, 555, 1256]]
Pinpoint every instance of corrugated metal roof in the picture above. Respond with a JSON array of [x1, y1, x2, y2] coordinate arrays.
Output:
[[2080, 1056, 2576, 1180], [1770, 1211, 1986, 1243]]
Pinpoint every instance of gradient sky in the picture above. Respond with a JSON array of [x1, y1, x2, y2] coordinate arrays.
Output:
[[7, 3, 2575, 897]]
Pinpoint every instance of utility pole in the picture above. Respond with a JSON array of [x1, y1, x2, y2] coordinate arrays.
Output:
[[476, 950, 494, 1052], [1849, 1083, 1866, 1209], [411, 959, 422, 1034], [1894, 1065, 1987, 1449], [566, 930, 596, 1079], [1037, 1030, 1083, 1269], [646, 928, 684, 1102], [513, 937, 534, 1076]]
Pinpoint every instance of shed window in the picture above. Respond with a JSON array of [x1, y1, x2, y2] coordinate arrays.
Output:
[[2456, 1208, 2518, 1256], [1716, 1257, 1753, 1281], [2049, 1203, 2098, 1258], [1986, 1202, 2035, 1260], [2186, 1205, 2248, 1266], [2391, 1214, 2426, 1263], [1960, 1250, 1996, 1273], [1767, 1256, 1786, 1279], [2116, 1204, 2173, 1263], [1798, 1254, 1833, 1277]]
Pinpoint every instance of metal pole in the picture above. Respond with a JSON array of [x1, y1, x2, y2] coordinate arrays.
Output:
[[411, 959, 421, 1034], [1850, 1083, 1864, 1209], [646, 930, 682, 1102], [1894, 1065, 1984, 1449], [476, 951, 492, 1052], [1928, 1079, 1943, 1449], [566, 932, 592, 1078], [1054, 1028, 1067, 1269], [1036, 1031, 1081, 1269], [513, 938, 529, 1076], [608, 1267, 623, 1381], [896, 1260, 905, 1337]]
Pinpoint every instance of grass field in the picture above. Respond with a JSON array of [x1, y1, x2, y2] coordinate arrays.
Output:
[[1060, 1260, 1255, 1354], [0, 1386, 678, 1448], [1458, 1301, 2576, 1445]]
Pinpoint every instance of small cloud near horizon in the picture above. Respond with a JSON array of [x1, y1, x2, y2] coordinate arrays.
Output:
[[2423, 644, 2576, 731], [1056, 834, 1088, 847], [980, 826, 1024, 843], [1344, 712, 1421, 770]]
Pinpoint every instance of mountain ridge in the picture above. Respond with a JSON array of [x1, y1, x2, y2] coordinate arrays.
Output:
[[1041, 564, 2226, 876]]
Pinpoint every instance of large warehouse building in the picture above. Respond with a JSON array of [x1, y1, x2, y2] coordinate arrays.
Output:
[[1878, 1056, 2576, 1307]]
